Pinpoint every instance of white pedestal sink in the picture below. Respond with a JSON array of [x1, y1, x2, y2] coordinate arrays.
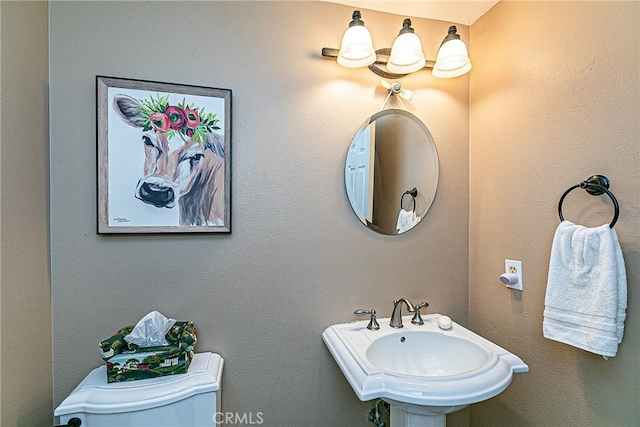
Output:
[[322, 314, 528, 427], [386, 399, 467, 427]]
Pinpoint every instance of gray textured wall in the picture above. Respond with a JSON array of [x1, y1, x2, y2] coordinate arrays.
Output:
[[469, 2, 640, 425], [0, 2, 52, 426], [49, 2, 470, 426]]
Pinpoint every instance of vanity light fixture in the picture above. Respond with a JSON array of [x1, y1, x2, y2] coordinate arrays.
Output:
[[387, 19, 427, 74], [323, 10, 472, 79], [432, 25, 473, 78], [337, 10, 377, 68]]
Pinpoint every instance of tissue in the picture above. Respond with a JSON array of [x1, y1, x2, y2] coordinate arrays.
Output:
[[124, 311, 177, 348]]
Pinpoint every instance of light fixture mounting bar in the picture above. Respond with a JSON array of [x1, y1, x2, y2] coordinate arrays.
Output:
[[322, 47, 435, 79]]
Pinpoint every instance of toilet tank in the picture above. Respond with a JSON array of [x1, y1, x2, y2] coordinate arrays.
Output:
[[55, 352, 223, 427]]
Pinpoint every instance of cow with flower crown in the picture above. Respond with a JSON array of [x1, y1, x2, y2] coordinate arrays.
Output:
[[112, 93, 226, 227]]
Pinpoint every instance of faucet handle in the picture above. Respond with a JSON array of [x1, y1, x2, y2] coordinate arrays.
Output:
[[354, 309, 380, 330], [411, 302, 429, 325]]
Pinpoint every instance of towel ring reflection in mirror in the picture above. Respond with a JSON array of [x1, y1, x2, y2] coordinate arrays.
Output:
[[558, 175, 620, 228], [401, 188, 418, 212]]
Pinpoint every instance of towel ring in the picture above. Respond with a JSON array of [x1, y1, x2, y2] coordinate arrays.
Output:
[[558, 175, 619, 228], [401, 188, 418, 212]]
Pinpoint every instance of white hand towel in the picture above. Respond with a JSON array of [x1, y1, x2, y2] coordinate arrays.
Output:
[[543, 221, 627, 357], [396, 209, 420, 233]]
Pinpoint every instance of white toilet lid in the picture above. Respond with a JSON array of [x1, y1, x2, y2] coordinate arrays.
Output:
[[54, 352, 223, 416]]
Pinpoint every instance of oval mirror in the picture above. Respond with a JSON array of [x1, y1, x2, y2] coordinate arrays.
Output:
[[344, 109, 439, 235]]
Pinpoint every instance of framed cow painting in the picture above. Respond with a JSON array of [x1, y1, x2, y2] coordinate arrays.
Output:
[[97, 76, 231, 234]]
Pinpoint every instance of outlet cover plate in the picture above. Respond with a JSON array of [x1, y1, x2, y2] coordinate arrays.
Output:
[[505, 259, 523, 290]]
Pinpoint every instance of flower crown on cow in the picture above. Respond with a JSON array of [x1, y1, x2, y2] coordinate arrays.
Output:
[[136, 93, 220, 144]]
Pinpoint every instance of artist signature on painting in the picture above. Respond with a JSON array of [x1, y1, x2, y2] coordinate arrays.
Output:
[[113, 217, 130, 223]]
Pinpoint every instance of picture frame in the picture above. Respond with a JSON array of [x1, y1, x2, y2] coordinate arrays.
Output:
[[97, 76, 231, 234]]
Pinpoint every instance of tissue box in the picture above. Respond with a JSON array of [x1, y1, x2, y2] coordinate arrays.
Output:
[[99, 321, 197, 383]]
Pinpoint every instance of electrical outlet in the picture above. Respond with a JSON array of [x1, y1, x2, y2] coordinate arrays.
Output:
[[505, 259, 523, 290]]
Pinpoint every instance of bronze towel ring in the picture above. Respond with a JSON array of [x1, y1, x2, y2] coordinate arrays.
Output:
[[558, 175, 619, 228]]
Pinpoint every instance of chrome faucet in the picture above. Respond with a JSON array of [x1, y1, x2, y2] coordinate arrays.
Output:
[[389, 298, 416, 328]]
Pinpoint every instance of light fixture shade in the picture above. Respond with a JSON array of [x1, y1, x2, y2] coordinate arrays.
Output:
[[337, 11, 376, 68], [432, 26, 472, 78], [387, 19, 426, 74]]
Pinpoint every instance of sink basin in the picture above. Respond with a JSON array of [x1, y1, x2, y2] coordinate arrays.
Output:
[[323, 314, 528, 426], [366, 331, 491, 377]]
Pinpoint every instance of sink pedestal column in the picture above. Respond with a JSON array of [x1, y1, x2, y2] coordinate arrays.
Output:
[[386, 400, 468, 427]]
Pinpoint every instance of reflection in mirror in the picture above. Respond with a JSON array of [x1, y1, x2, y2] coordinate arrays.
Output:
[[345, 109, 438, 235]]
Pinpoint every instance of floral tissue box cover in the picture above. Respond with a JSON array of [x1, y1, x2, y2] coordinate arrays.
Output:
[[99, 321, 197, 383]]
